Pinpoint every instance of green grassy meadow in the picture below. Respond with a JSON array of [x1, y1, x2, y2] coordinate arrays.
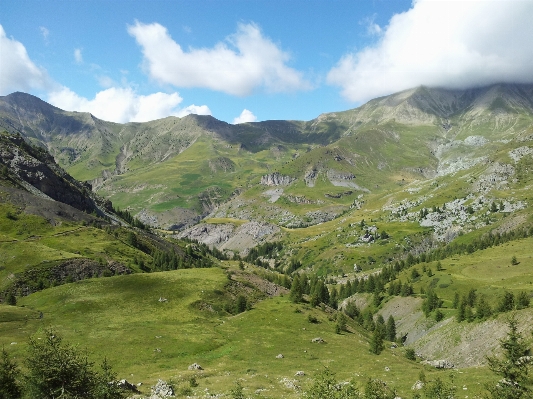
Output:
[[0, 265, 499, 397]]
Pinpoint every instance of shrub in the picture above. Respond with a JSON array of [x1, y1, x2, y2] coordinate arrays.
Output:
[[24, 328, 126, 399], [486, 316, 533, 398], [405, 348, 416, 361], [0, 348, 21, 399]]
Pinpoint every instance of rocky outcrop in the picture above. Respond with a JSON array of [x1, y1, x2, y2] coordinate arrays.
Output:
[[304, 169, 318, 187], [177, 221, 281, 255], [4, 258, 131, 298], [327, 169, 369, 191], [260, 172, 295, 186], [0, 132, 111, 214], [149, 379, 174, 399]]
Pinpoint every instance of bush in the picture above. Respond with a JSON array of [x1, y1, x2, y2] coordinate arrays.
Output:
[[305, 368, 360, 399], [486, 316, 533, 398], [24, 328, 126, 399], [0, 348, 21, 399], [405, 348, 416, 361]]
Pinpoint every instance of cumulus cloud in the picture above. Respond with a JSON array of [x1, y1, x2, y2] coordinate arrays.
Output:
[[327, 0, 533, 103], [127, 21, 311, 96], [48, 86, 211, 123], [74, 48, 83, 64], [233, 109, 257, 124], [0, 25, 51, 95]]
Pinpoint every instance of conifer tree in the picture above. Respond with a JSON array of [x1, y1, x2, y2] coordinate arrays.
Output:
[[290, 274, 303, 303], [0, 348, 21, 399], [386, 315, 396, 342], [370, 326, 384, 355], [486, 316, 533, 398]]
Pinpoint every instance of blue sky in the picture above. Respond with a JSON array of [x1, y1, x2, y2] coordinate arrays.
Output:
[[2, 0, 533, 124]]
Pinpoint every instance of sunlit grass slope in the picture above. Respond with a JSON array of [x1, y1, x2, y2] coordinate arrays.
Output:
[[0, 266, 496, 397]]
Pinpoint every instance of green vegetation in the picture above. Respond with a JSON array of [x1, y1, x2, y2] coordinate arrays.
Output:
[[2, 85, 533, 397]]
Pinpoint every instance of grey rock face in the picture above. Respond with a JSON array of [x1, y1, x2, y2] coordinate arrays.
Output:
[[260, 172, 295, 186]]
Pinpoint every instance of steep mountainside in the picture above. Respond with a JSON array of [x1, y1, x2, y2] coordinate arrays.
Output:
[[1, 85, 533, 397], [1, 84, 533, 238]]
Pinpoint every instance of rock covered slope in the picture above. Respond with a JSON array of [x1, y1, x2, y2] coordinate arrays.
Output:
[[1, 84, 533, 234], [0, 131, 111, 215]]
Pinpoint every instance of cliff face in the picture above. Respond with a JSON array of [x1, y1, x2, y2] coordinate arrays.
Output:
[[260, 172, 295, 186], [0, 131, 111, 214]]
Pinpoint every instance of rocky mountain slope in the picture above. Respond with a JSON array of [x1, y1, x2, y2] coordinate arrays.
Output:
[[1, 84, 533, 397], [1, 84, 533, 254]]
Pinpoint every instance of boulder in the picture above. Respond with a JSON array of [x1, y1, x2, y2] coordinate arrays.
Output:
[[116, 379, 138, 392], [276, 354, 284, 359], [311, 337, 324, 343], [149, 379, 174, 399], [421, 359, 454, 369], [188, 363, 203, 370]]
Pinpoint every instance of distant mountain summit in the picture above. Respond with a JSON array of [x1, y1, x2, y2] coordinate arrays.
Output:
[[2, 83, 533, 228]]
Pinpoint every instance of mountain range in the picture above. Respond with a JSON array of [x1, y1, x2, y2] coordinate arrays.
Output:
[[1, 83, 533, 397]]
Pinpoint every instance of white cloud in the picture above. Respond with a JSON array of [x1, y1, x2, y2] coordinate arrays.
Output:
[[362, 15, 382, 36], [40, 26, 49, 42], [48, 86, 211, 123], [74, 48, 83, 64], [0, 25, 51, 95], [127, 21, 311, 96], [233, 109, 257, 124], [97, 75, 115, 88], [328, 0, 533, 103]]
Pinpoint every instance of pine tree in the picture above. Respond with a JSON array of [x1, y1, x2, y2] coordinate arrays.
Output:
[[329, 287, 338, 309], [516, 291, 530, 310], [385, 315, 396, 342], [0, 348, 21, 399], [499, 292, 516, 313], [24, 328, 125, 399], [305, 368, 360, 399], [453, 292, 460, 309], [335, 312, 347, 334], [364, 378, 396, 399], [370, 326, 384, 355], [290, 275, 303, 303], [476, 295, 493, 319], [456, 300, 466, 322], [486, 316, 533, 398], [423, 376, 457, 399]]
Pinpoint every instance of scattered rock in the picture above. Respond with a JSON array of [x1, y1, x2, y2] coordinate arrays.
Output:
[[412, 380, 424, 390], [149, 379, 174, 399], [116, 379, 138, 392], [188, 363, 203, 370], [421, 359, 454, 369], [279, 377, 300, 390], [295, 371, 305, 376]]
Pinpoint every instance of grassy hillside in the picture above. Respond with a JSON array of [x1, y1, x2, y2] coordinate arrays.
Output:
[[0, 264, 503, 397]]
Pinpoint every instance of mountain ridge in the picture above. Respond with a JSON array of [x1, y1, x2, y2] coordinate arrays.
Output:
[[1, 83, 533, 229]]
